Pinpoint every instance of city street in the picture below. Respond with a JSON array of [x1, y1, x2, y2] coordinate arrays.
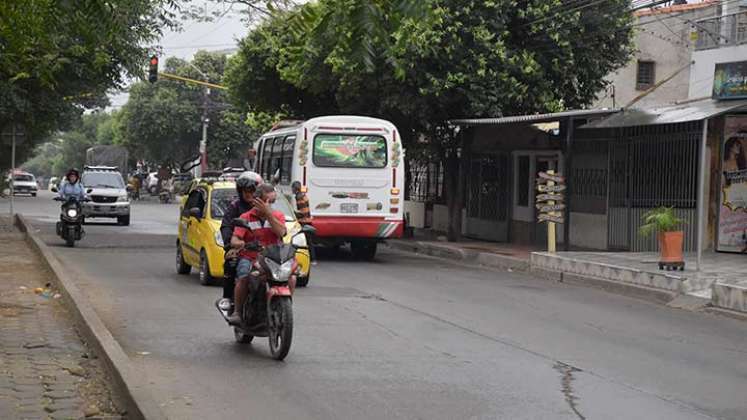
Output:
[[2, 191, 747, 420]]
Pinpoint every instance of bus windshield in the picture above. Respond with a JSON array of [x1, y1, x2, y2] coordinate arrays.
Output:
[[313, 134, 387, 168]]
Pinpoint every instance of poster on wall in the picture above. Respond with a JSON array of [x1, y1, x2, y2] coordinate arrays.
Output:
[[717, 115, 747, 253], [713, 61, 747, 100]]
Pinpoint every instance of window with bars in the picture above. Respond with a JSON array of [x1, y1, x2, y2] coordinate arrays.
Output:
[[636, 61, 655, 90]]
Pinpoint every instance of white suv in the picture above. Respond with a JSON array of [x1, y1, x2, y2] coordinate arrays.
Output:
[[81, 166, 131, 226]]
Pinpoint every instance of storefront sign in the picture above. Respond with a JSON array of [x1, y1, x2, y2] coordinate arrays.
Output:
[[713, 61, 747, 100], [717, 115, 747, 253]]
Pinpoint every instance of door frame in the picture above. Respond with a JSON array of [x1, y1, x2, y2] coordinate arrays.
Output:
[[511, 150, 564, 224]]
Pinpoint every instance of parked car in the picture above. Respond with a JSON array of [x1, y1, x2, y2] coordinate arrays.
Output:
[[176, 179, 312, 287], [80, 166, 131, 226], [8, 171, 38, 196]]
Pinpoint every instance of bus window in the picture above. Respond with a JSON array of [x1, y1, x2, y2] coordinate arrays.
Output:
[[313, 134, 387, 168], [280, 136, 296, 184], [261, 138, 275, 179], [270, 137, 283, 179]]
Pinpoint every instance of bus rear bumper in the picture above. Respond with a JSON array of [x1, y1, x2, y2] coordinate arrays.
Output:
[[311, 217, 403, 239]]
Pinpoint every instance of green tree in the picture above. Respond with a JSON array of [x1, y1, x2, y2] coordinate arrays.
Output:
[[117, 51, 257, 169], [0, 0, 179, 173], [228, 0, 635, 239]]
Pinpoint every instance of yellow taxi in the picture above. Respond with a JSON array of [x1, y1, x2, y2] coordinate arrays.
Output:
[[175, 179, 312, 287]]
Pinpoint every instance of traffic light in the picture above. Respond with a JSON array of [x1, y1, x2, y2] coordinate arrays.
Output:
[[148, 55, 158, 83]]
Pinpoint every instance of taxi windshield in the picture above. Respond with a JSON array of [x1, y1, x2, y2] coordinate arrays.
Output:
[[211, 188, 295, 222]]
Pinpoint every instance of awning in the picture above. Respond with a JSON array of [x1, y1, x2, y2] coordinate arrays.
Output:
[[450, 108, 620, 126], [582, 98, 747, 129]]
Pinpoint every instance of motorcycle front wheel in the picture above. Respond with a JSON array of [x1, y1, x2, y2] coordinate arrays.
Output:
[[268, 297, 293, 361]]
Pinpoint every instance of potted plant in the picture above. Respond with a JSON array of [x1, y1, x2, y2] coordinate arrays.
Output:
[[640, 207, 686, 270]]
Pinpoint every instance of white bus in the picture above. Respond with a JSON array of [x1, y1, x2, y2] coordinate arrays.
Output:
[[254, 115, 405, 260]]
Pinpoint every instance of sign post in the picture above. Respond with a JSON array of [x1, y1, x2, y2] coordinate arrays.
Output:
[[2, 123, 25, 219], [536, 170, 566, 253]]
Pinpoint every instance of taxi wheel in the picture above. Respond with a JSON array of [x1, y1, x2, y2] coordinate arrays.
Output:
[[199, 250, 214, 286], [176, 244, 191, 275]]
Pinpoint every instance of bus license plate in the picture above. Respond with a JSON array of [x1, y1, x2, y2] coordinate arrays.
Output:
[[340, 203, 358, 214]]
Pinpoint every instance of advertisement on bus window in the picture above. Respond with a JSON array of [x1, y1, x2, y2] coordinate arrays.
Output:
[[313, 134, 387, 168], [718, 115, 747, 253]]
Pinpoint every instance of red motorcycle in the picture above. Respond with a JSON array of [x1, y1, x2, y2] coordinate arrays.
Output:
[[216, 218, 315, 360]]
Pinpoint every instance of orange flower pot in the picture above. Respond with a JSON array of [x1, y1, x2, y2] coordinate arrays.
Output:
[[658, 231, 684, 263]]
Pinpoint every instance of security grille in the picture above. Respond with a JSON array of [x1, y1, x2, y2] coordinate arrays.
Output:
[[467, 154, 509, 221], [607, 122, 700, 251], [571, 139, 609, 214], [407, 159, 444, 203]]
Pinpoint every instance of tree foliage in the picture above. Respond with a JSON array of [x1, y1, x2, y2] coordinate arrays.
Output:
[[0, 0, 179, 172], [117, 51, 256, 168], [226, 0, 634, 146]]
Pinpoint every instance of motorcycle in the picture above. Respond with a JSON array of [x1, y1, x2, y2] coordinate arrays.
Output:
[[54, 196, 89, 247], [158, 178, 174, 204], [216, 218, 315, 360]]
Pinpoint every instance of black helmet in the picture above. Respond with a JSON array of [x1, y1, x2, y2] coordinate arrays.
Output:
[[66, 168, 80, 181], [235, 171, 263, 195]]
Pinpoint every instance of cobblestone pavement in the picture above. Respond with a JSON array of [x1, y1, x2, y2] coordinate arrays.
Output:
[[0, 217, 122, 419]]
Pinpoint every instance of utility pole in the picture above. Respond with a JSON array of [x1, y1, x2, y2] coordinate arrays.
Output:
[[3, 123, 25, 219], [200, 87, 210, 177]]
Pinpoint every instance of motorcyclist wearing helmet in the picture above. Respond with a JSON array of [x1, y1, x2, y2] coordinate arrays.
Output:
[[58, 169, 87, 201], [217, 171, 263, 313]]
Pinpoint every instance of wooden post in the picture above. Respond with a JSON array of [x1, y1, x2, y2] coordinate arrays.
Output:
[[547, 169, 556, 253]]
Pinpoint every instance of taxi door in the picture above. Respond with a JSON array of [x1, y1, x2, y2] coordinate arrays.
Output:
[[180, 188, 207, 266]]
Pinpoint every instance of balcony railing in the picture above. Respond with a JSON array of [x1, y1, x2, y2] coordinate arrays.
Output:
[[694, 10, 747, 50]]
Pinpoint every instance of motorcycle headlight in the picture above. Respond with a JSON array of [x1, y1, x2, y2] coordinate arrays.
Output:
[[264, 259, 293, 282], [214, 230, 224, 247], [66, 209, 78, 218], [117, 195, 129, 202], [292, 232, 307, 247]]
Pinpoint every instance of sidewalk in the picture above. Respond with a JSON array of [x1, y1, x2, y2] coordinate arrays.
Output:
[[0, 217, 121, 419], [387, 231, 535, 272]]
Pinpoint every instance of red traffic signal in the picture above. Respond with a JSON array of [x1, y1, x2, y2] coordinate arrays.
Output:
[[148, 55, 158, 83]]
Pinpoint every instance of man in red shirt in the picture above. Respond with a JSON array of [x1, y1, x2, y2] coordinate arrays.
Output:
[[228, 184, 287, 325]]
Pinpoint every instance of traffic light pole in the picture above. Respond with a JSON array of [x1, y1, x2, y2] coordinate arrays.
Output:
[[200, 87, 210, 177]]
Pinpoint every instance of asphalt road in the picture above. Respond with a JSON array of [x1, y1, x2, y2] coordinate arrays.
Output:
[[3, 191, 747, 420]]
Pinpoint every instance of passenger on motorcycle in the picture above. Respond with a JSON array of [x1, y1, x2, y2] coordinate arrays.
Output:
[[226, 184, 287, 325], [217, 171, 263, 314], [58, 168, 87, 201]]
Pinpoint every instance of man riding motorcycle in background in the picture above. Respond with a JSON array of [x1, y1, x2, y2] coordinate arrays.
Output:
[[217, 171, 263, 315], [59, 168, 87, 201]]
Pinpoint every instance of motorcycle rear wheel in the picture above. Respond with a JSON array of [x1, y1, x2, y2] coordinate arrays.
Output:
[[65, 236, 75, 247], [268, 297, 293, 361]]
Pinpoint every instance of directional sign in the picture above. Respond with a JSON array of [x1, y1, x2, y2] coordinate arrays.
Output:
[[537, 184, 567, 193], [538, 213, 565, 224], [536, 203, 566, 212], [538, 171, 565, 183], [536, 193, 564, 202]]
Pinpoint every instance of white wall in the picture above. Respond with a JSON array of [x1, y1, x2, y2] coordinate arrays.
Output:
[[594, 4, 715, 109], [690, 44, 747, 99], [569, 213, 608, 250], [404, 200, 425, 229]]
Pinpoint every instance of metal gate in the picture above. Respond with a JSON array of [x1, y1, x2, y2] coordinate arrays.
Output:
[[607, 122, 701, 251], [465, 153, 509, 242]]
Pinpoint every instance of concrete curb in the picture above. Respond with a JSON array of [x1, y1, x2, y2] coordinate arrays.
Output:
[[386, 240, 529, 272], [15, 214, 167, 420]]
